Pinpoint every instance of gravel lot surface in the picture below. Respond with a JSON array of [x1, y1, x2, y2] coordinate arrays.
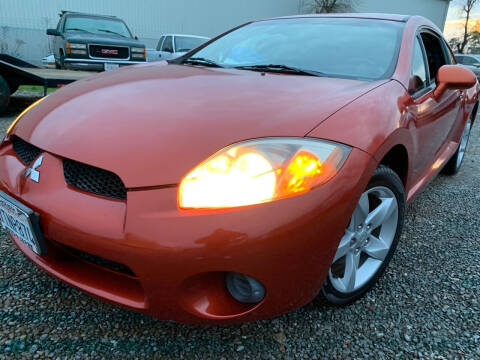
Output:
[[0, 97, 479, 359]]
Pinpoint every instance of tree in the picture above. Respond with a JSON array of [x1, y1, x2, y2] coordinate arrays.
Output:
[[310, 0, 356, 13], [450, 0, 479, 53], [468, 31, 480, 53]]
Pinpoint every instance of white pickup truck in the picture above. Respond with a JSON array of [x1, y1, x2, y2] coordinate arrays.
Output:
[[146, 34, 210, 62]]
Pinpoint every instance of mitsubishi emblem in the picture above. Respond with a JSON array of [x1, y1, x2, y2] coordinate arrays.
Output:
[[24, 156, 43, 183]]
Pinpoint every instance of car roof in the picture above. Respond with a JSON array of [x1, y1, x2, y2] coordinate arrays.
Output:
[[61, 10, 119, 20], [161, 34, 210, 39], [268, 13, 410, 22]]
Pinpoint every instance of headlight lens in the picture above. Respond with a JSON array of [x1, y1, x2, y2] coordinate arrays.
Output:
[[67, 42, 87, 49], [178, 138, 351, 209], [7, 97, 46, 135], [131, 47, 145, 53]]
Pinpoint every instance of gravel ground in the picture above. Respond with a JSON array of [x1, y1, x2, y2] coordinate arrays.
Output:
[[0, 97, 479, 359]]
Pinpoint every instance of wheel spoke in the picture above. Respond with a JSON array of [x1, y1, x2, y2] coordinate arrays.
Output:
[[364, 235, 390, 261], [352, 192, 369, 228], [365, 197, 396, 229], [333, 230, 354, 263], [342, 251, 360, 292]]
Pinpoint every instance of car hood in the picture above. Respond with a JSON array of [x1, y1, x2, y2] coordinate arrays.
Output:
[[14, 63, 385, 187], [64, 32, 145, 47]]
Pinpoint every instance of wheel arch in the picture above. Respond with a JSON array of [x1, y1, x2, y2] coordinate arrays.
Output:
[[378, 144, 409, 188], [372, 128, 414, 190]]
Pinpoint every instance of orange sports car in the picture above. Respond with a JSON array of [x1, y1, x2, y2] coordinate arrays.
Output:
[[0, 14, 477, 324]]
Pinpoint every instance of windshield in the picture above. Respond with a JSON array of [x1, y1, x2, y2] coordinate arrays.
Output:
[[175, 36, 208, 53], [65, 16, 132, 38], [185, 18, 404, 80]]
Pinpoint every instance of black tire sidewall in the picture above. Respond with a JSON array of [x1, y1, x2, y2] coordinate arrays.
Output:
[[321, 166, 406, 305]]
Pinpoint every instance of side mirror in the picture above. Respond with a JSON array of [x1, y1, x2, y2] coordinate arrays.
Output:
[[46, 29, 60, 36], [135, 36, 139, 40], [474, 62, 480, 68], [434, 65, 477, 100]]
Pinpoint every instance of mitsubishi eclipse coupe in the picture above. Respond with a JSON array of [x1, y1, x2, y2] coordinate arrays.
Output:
[[0, 14, 477, 324]]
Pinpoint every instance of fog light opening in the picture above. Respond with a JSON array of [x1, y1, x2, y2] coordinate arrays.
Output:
[[226, 272, 265, 303]]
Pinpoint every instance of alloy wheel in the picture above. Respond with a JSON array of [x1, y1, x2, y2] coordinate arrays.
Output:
[[329, 186, 398, 294]]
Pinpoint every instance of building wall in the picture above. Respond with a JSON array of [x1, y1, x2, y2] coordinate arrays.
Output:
[[0, 0, 303, 65], [0, 0, 451, 66], [354, 0, 450, 30]]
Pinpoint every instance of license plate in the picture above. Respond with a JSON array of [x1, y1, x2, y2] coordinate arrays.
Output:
[[0, 191, 45, 255], [104, 63, 120, 71]]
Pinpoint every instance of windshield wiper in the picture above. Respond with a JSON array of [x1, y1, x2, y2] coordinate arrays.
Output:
[[65, 28, 92, 33], [183, 57, 224, 68], [97, 29, 127, 37], [234, 64, 324, 77]]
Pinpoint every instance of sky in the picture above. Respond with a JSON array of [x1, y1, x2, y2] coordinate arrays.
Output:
[[444, 0, 480, 40]]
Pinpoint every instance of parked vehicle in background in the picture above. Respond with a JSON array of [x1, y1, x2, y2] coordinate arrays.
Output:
[[455, 54, 480, 78], [41, 54, 56, 69], [147, 34, 209, 61], [47, 11, 146, 71]]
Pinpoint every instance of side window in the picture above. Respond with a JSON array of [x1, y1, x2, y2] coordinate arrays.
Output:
[[409, 37, 428, 94], [456, 55, 465, 64], [156, 36, 165, 51], [420, 32, 448, 82], [442, 40, 457, 64], [162, 36, 173, 53]]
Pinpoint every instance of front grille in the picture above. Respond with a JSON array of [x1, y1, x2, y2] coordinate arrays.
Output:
[[89, 45, 129, 59], [63, 159, 127, 200], [12, 136, 42, 165], [57, 242, 135, 277]]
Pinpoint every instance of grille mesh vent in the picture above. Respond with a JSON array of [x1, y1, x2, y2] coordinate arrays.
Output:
[[63, 159, 127, 200], [12, 136, 42, 165]]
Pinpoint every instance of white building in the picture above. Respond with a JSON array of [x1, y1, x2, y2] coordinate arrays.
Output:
[[0, 0, 451, 65]]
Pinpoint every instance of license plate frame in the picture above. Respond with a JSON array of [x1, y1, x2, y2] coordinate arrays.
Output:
[[0, 191, 45, 255], [104, 63, 120, 71]]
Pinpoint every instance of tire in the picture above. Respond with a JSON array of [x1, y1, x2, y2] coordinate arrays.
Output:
[[0, 75, 10, 115], [320, 165, 406, 305], [442, 117, 473, 175]]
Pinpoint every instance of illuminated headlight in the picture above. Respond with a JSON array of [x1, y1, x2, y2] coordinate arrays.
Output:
[[178, 138, 351, 209], [7, 97, 46, 135], [67, 43, 87, 49]]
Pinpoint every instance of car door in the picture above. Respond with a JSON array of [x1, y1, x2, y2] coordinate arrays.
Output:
[[407, 30, 463, 177], [160, 36, 174, 60], [148, 36, 165, 61]]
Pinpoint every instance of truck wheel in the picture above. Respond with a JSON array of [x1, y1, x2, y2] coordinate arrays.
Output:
[[0, 75, 10, 115]]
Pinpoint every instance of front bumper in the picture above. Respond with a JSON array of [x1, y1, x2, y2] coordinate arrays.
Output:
[[0, 140, 375, 323], [63, 58, 146, 71]]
